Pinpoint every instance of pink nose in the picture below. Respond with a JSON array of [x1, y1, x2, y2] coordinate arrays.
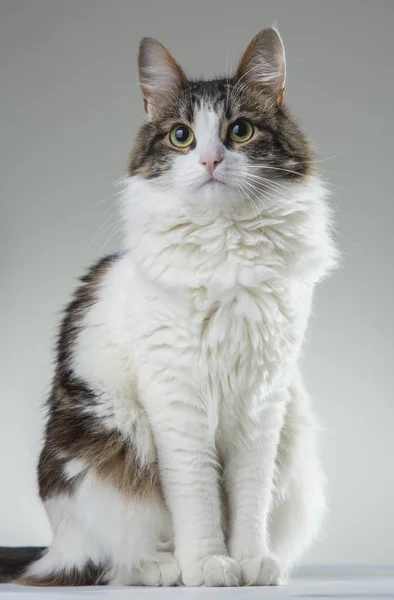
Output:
[[200, 155, 223, 176]]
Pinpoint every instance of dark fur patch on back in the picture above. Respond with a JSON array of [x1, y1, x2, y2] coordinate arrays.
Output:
[[38, 253, 162, 503], [39, 400, 161, 501], [56, 253, 118, 380], [129, 77, 312, 180]]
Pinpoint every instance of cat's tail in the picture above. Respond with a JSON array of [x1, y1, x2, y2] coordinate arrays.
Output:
[[0, 547, 46, 583], [269, 369, 327, 575]]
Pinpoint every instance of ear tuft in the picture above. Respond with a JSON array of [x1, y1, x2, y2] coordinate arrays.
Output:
[[138, 37, 187, 118], [235, 27, 286, 105]]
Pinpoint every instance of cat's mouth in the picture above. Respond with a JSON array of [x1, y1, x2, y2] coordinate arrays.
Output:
[[200, 178, 227, 189]]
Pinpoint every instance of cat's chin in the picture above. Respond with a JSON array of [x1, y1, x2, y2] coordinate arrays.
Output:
[[200, 178, 227, 190], [184, 180, 242, 211]]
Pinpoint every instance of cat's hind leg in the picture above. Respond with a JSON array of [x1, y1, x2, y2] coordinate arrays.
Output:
[[269, 369, 327, 577], [18, 470, 178, 586], [17, 488, 109, 586]]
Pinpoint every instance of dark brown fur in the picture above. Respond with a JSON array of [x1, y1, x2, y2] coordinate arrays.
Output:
[[39, 403, 161, 501], [38, 253, 161, 503], [0, 547, 45, 583], [17, 560, 108, 587]]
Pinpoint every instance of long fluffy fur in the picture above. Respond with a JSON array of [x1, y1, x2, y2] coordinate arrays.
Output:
[[14, 29, 338, 588]]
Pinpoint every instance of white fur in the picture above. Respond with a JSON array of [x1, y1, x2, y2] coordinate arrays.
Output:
[[170, 104, 253, 209], [63, 458, 87, 479], [24, 471, 177, 585], [36, 100, 337, 586]]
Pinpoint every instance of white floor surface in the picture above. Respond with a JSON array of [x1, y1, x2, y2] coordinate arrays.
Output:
[[0, 567, 393, 599]]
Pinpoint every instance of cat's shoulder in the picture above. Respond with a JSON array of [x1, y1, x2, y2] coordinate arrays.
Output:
[[58, 253, 122, 355], [79, 252, 121, 287]]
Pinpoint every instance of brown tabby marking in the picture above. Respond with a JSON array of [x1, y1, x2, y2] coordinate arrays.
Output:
[[96, 444, 162, 500], [129, 78, 312, 181]]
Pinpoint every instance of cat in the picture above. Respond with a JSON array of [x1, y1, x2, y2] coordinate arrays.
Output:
[[5, 27, 338, 587]]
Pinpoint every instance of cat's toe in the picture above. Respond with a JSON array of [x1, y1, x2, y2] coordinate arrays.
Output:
[[136, 553, 181, 586], [182, 555, 241, 587], [240, 553, 285, 586]]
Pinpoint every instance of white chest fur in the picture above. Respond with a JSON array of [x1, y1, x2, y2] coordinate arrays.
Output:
[[72, 176, 336, 445]]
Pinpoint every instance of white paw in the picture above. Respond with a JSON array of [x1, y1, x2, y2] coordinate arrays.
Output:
[[135, 553, 181, 586], [240, 554, 285, 586], [182, 555, 241, 587]]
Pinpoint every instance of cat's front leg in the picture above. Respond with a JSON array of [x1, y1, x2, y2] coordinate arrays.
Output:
[[225, 390, 287, 586], [145, 382, 241, 587]]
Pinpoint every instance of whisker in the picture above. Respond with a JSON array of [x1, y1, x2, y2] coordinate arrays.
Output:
[[244, 163, 350, 194], [89, 209, 119, 248], [239, 172, 293, 199], [239, 176, 286, 210], [314, 151, 343, 164], [83, 192, 121, 215], [234, 182, 247, 213], [102, 221, 123, 250], [242, 179, 286, 219], [241, 180, 276, 220], [245, 164, 304, 177]]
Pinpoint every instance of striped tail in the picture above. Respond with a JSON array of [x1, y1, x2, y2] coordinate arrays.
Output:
[[0, 547, 46, 583]]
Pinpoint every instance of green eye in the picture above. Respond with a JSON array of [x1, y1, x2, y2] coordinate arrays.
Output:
[[170, 124, 194, 148], [229, 119, 254, 143]]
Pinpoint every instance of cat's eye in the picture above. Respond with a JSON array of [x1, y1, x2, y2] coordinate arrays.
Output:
[[229, 119, 254, 143], [170, 125, 194, 148]]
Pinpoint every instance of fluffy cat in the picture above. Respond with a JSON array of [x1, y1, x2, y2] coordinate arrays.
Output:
[[11, 27, 337, 587]]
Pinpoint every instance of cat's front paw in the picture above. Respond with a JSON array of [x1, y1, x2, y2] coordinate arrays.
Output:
[[240, 554, 285, 586], [182, 555, 241, 587]]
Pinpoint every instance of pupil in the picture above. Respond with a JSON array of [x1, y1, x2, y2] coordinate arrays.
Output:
[[176, 127, 188, 142], [234, 121, 247, 137]]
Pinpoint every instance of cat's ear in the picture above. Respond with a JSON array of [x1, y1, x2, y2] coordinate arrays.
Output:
[[138, 37, 187, 119], [234, 27, 286, 106]]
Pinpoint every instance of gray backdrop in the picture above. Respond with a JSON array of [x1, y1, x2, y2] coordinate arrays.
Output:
[[1, 0, 393, 565]]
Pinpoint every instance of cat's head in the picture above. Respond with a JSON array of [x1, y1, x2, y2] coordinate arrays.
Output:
[[129, 28, 313, 211]]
